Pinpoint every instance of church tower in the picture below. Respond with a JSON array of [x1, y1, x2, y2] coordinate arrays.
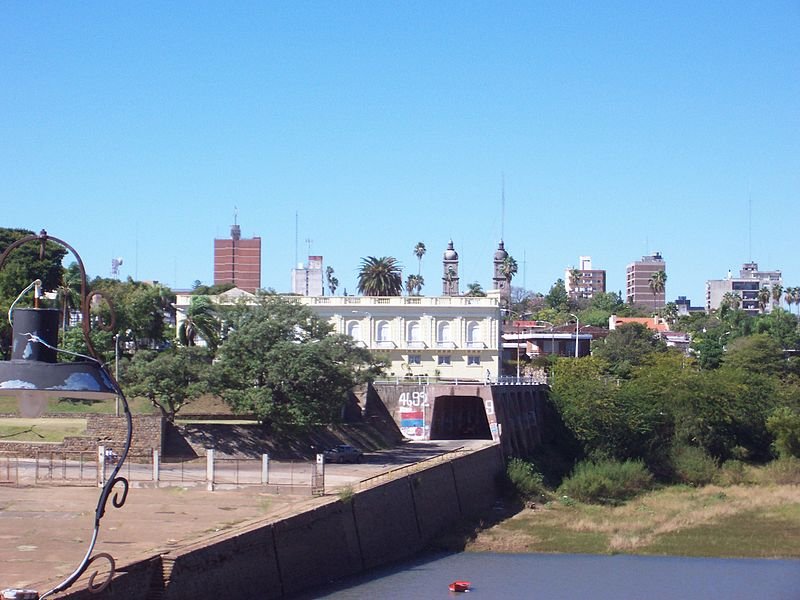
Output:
[[492, 240, 510, 302], [442, 240, 460, 296]]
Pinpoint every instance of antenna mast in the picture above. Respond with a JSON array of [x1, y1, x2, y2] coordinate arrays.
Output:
[[501, 173, 505, 241]]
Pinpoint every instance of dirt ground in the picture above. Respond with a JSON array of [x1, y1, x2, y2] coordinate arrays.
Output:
[[0, 483, 327, 594]]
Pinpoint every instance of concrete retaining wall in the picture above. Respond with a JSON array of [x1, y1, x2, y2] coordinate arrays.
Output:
[[55, 443, 504, 600]]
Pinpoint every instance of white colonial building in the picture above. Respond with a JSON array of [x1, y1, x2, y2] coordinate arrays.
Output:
[[174, 290, 502, 382]]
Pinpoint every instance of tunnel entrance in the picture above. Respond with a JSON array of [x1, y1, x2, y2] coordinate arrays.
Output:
[[429, 395, 492, 440]]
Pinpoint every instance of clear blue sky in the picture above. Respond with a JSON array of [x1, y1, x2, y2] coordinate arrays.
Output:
[[2, 2, 798, 303]]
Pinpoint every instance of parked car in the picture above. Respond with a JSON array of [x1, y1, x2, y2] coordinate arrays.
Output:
[[323, 444, 363, 464]]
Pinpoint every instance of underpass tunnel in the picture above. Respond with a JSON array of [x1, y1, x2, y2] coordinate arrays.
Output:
[[429, 395, 492, 440]]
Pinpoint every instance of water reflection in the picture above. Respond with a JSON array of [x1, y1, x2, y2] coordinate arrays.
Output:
[[294, 551, 800, 600]]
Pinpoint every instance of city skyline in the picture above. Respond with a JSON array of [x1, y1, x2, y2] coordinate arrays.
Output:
[[2, 3, 797, 302]]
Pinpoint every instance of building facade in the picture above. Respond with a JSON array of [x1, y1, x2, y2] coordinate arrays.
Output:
[[706, 262, 783, 315], [213, 223, 261, 293], [565, 256, 607, 299], [174, 291, 503, 382], [291, 255, 324, 296], [626, 252, 667, 309]]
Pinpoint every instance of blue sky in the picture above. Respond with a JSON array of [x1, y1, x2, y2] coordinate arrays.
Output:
[[2, 2, 798, 303]]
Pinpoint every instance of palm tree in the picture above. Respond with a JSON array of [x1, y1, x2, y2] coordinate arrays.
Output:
[[757, 286, 771, 313], [178, 295, 220, 351], [405, 274, 424, 296], [784, 286, 795, 312], [501, 256, 518, 286], [413, 242, 426, 276], [357, 256, 403, 296], [57, 262, 83, 332], [325, 266, 338, 296], [648, 270, 667, 309], [793, 287, 800, 315], [719, 292, 741, 319], [465, 282, 486, 297], [771, 283, 783, 308], [569, 268, 582, 297]]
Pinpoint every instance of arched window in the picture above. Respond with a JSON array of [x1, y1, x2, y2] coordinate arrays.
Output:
[[377, 320, 390, 342], [467, 321, 481, 346], [437, 321, 451, 342], [407, 321, 420, 344], [347, 321, 361, 341]]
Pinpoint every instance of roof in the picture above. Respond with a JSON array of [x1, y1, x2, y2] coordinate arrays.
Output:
[[609, 316, 671, 333]]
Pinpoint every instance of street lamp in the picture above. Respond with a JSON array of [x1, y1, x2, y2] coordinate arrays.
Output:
[[570, 313, 580, 358], [0, 231, 132, 599]]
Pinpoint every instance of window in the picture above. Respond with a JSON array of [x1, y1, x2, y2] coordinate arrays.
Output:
[[376, 320, 390, 342], [467, 355, 481, 366], [408, 354, 421, 365], [437, 355, 451, 366], [347, 321, 361, 341], [466, 321, 482, 347], [407, 321, 420, 342], [437, 321, 451, 342]]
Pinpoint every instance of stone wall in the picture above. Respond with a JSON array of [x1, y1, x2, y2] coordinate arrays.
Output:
[[0, 414, 164, 458], [55, 443, 505, 600]]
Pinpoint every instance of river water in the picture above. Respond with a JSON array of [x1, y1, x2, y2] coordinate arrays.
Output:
[[294, 552, 800, 600]]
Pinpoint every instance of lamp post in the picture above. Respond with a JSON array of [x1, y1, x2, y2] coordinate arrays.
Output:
[[570, 313, 580, 358], [0, 231, 132, 600]]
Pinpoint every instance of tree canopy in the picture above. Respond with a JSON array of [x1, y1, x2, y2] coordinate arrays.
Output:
[[357, 256, 403, 296], [211, 296, 384, 429]]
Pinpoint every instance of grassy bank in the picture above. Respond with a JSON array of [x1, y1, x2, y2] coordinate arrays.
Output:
[[467, 483, 800, 558]]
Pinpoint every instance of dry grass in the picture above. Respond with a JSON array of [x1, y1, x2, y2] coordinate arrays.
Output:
[[468, 483, 800, 557]]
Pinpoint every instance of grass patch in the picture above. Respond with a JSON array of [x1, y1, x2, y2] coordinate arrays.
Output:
[[467, 482, 800, 558], [0, 418, 86, 442], [0, 396, 155, 415]]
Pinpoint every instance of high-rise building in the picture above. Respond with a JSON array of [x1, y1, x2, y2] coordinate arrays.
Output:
[[565, 256, 606, 299], [213, 222, 261, 293], [292, 255, 324, 296], [442, 240, 459, 296], [626, 252, 667, 309], [706, 262, 782, 315]]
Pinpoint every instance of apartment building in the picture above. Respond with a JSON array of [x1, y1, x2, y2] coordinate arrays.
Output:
[[565, 256, 607, 299], [626, 252, 667, 309], [213, 222, 261, 293], [706, 262, 782, 315]]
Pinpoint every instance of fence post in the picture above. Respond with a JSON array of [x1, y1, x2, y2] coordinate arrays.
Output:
[[98, 445, 106, 487], [206, 449, 214, 491], [153, 449, 160, 482], [261, 454, 269, 485]]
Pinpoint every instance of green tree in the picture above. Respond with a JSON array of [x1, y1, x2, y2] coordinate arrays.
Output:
[[545, 279, 569, 312], [413, 242, 426, 275], [177, 295, 220, 351], [568, 268, 581, 297], [465, 282, 486, 297], [357, 256, 403, 296], [721, 333, 786, 377], [123, 347, 212, 421], [771, 283, 784, 308], [57, 262, 83, 332], [766, 407, 800, 459], [212, 297, 384, 429], [648, 270, 667, 310], [591, 322, 667, 378], [405, 274, 424, 296], [501, 256, 518, 287], [325, 266, 338, 296]]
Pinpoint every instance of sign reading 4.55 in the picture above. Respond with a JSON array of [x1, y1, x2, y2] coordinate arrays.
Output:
[[399, 391, 429, 407]]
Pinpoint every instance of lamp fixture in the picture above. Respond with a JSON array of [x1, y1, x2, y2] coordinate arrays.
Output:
[[0, 231, 132, 599]]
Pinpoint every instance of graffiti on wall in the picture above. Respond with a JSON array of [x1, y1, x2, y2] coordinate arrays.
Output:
[[399, 390, 429, 440]]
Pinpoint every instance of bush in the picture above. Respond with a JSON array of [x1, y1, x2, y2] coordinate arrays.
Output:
[[557, 459, 653, 505], [506, 458, 548, 499], [766, 407, 800, 459], [757, 457, 800, 485], [671, 445, 719, 486], [718, 459, 752, 486]]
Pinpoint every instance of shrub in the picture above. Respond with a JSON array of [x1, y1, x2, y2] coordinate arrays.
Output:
[[766, 407, 800, 459], [671, 445, 719, 486], [718, 459, 752, 486], [506, 458, 548, 499], [557, 459, 653, 504], [758, 457, 800, 485]]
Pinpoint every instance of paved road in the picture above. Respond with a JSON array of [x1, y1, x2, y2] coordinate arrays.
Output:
[[1, 439, 492, 594]]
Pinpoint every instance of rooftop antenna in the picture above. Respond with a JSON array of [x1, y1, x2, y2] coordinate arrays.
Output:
[[305, 237, 313, 256], [500, 172, 505, 242], [748, 192, 752, 261]]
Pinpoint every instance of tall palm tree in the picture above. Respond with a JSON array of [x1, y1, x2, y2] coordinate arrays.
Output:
[[569, 268, 582, 297], [784, 286, 795, 313], [405, 274, 424, 296], [325, 266, 338, 296], [357, 256, 403, 296], [465, 282, 486, 297], [178, 295, 220, 351], [57, 262, 83, 331], [413, 242, 426, 276], [720, 291, 741, 314], [648, 270, 667, 309], [791, 287, 800, 315], [501, 256, 518, 286], [757, 286, 771, 314], [771, 283, 783, 308]]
